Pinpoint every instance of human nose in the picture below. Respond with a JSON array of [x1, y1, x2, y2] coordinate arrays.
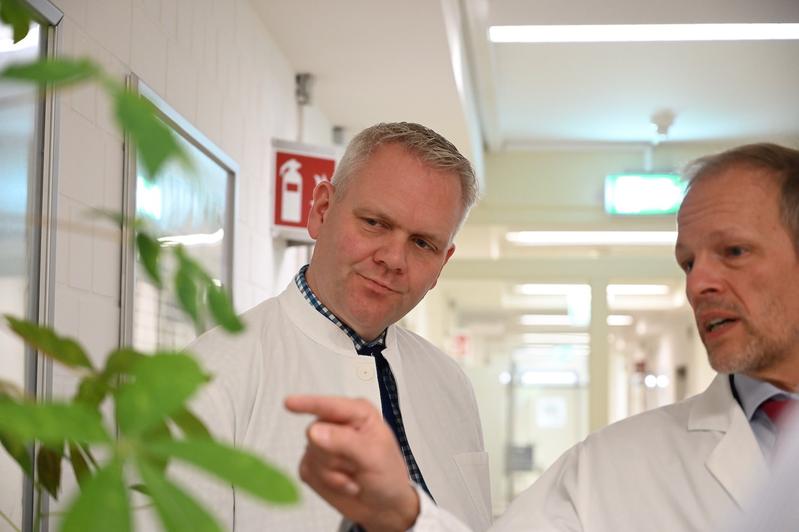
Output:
[[685, 255, 724, 305], [373, 235, 407, 273]]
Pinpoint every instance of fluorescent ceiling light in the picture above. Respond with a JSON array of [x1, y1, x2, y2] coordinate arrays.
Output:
[[522, 332, 589, 345], [506, 231, 677, 246], [159, 229, 224, 247], [607, 314, 634, 326], [515, 283, 590, 295], [607, 284, 670, 296], [520, 314, 574, 326], [489, 23, 799, 43], [520, 370, 578, 386]]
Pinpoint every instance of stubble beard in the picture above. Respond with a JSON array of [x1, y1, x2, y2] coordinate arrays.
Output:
[[705, 315, 799, 377]]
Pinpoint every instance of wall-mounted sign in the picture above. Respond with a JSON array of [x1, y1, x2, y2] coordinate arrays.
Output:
[[604, 173, 686, 215], [272, 139, 337, 242]]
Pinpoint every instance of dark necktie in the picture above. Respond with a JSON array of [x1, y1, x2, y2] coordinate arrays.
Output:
[[357, 343, 434, 501]]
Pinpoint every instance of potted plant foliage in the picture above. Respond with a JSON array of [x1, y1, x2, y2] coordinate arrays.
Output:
[[0, 2, 298, 530]]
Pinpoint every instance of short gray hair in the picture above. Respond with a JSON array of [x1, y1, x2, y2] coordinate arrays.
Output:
[[684, 142, 799, 247], [332, 122, 479, 216]]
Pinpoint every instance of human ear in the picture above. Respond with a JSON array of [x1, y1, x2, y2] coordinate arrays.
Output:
[[429, 244, 456, 290], [307, 181, 335, 239]]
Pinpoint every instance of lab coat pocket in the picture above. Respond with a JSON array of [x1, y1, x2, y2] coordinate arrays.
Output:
[[453, 451, 491, 530]]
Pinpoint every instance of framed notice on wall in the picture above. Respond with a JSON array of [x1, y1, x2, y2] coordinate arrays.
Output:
[[271, 139, 337, 242]]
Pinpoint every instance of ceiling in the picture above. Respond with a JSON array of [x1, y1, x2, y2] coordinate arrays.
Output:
[[253, 0, 799, 159], [252, 0, 799, 353]]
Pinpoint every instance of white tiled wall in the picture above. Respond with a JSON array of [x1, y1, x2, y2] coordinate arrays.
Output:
[[50, 0, 331, 377]]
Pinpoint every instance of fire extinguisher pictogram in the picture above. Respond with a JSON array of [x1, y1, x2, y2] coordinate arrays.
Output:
[[279, 158, 303, 223]]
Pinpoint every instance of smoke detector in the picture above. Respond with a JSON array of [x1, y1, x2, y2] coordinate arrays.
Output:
[[650, 109, 676, 145]]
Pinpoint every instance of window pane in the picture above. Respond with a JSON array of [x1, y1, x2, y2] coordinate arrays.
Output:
[[0, 22, 42, 529], [133, 131, 232, 351]]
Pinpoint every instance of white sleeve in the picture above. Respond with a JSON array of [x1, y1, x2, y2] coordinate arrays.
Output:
[[167, 371, 236, 528], [410, 485, 475, 532], [410, 444, 585, 532], [490, 445, 583, 532]]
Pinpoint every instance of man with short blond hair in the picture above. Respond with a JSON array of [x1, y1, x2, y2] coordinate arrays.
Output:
[[184, 122, 491, 531]]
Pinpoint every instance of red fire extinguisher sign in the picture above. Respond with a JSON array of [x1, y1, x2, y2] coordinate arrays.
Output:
[[272, 140, 337, 241]]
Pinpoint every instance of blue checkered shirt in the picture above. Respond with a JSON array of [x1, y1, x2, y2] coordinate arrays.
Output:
[[294, 265, 433, 500]]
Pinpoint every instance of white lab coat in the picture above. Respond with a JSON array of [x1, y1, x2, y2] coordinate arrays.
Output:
[[729, 405, 799, 532], [176, 282, 491, 531], [414, 374, 767, 532]]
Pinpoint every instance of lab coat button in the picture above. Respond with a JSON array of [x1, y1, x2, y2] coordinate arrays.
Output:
[[357, 365, 374, 381]]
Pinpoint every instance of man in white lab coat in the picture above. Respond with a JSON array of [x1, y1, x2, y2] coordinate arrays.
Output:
[[286, 142, 799, 532], [182, 123, 491, 531]]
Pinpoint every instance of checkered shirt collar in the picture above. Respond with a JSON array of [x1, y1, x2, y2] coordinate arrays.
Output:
[[294, 265, 386, 352]]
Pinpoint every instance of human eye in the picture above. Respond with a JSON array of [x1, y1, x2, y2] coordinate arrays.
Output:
[[724, 245, 747, 258], [361, 217, 382, 229], [675, 250, 693, 273], [413, 237, 435, 252]]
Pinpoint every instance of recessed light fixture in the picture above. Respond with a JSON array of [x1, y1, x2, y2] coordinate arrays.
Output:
[[607, 284, 670, 296], [520, 370, 579, 386], [489, 23, 799, 43], [607, 314, 634, 326], [522, 332, 590, 345], [506, 231, 677, 246], [515, 283, 590, 295], [520, 314, 574, 326]]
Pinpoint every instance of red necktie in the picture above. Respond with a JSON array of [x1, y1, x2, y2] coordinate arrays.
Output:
[[760, 397, 796, 429]]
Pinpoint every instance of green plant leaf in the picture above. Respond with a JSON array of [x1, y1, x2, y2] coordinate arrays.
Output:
[[0, 57, 99, 87], [0, 0, 32, 43], [0, 402, 110, 446], [173, 245, 208, 281], [0, 431, 32, 476], [37, 444, 63, 499], [103, 347, 146, 377], [147, 439, 298, 504], [206, 282, 244, 332], [5, 315, 93, 370], [136, 231, 163, 288], [61, 460, 131, 532], [74, 374, 108, 409], [170, 408, 211, 439], [136, 459, 221, 532], [68, 443, 90, 488], [142, 420, 172, 473], [86, 208, 147, 229], [113, 88, 188, 178], [175, 266, 201, 329], [115, 353, 208, 437], [130, 483, 149, 496]]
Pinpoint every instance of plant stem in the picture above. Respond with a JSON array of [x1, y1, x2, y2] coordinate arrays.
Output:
[[32, 485, 42, 532], [0, 508, 22, 532]]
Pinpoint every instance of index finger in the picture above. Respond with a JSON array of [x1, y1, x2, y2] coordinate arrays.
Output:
[[284, 395, 373, 426]]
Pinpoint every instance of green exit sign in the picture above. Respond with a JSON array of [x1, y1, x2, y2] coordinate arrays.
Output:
[[604, 173, 687, 215]]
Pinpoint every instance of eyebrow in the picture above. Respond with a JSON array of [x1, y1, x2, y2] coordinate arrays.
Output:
[[675, 228, 758, 252]]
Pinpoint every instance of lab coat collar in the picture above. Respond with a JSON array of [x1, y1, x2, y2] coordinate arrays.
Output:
[[277, 282, 398, 358], [689, 374, 767, 508]]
